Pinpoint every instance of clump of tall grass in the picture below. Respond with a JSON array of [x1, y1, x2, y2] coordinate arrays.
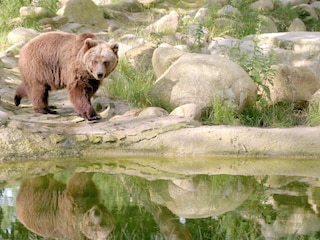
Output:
[[106, 58, 156, 108], [202, 98, 239, 126], [306, 103, 320, 126]]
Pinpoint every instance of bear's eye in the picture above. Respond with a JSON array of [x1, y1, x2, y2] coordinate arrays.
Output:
[[103, 61, 110, 67], [93, 60, 98, 65]]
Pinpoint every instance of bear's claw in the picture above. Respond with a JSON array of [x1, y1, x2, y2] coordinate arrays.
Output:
[[87, 115, 101, 121]]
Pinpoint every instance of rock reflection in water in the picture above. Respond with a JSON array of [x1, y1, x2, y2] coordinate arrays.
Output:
[[243, 175, 320, 240], [121, 174, 256, 239], [16, 173, 114, 240]]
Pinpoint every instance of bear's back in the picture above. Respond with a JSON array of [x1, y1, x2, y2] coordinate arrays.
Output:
[[16, 176, 75, 238]]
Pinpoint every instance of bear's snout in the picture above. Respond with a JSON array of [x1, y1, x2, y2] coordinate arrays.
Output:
[[93, 63, 107, 80], [97, 73, 104, 79]]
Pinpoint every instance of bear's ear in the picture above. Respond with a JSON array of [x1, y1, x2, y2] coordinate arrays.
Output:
[[109, 43, 119, 55], [84, 38, 98, 49]]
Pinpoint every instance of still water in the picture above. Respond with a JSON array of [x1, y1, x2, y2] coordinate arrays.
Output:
[[0, 156, 320, 240]]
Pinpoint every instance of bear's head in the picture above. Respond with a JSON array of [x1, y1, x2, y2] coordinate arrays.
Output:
[[80, 204, 114, 240], [81, 39, 118, 81]]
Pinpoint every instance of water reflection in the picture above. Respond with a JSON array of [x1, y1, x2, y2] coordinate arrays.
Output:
[[0, 158, 320, 239], [16, 173, 114, 240], [251, 176, 320, 240]]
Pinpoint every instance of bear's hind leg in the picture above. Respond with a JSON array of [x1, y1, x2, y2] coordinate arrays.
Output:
[[14, 83, 28, 106], [30, 84, 57, 114]]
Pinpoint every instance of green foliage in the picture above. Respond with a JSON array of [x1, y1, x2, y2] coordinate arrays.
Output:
[[228, 40, 275, 100], [202, 1, 262, 40], [306, 104, 320, 126], [107, 58, 156, 108], [202, 98, 239, 126], [239, 102, 306, 127], [202, 99, 306, 127], [0, 0, 57, 50]]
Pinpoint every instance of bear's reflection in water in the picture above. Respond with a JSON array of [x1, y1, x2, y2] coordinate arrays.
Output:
[[16, 173, 114, 240]]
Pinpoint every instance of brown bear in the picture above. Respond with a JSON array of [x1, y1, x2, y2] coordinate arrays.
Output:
[[16, 173, 114, 239], [14, 32, 118, 121]]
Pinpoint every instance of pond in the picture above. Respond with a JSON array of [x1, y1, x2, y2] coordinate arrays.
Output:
[[0, 156, 320, 240]]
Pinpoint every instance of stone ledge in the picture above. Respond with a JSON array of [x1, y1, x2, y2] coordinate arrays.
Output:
[[1, 114, 320, 161]]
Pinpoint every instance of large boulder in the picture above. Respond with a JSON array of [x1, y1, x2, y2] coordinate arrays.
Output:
[[125, 42, 156, 71], [152, 45, 185, 78], [57, 0, 105, 26], [146, 11, 179, 33], [266, 64, 320, 104], [7, 27, 39, 45], [149, 52, 257, 111]]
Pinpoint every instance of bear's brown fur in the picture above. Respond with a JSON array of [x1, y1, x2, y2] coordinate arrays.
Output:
[[15, 32, 118, 120], [16, 173, 114, 240]]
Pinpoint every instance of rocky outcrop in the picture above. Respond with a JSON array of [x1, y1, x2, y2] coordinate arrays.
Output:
[[1, 109, 320, 161]]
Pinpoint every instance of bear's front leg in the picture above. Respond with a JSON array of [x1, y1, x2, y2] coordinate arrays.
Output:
[[68, 86, 101, 121]]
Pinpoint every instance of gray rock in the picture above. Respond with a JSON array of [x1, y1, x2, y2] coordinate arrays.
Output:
[[125, 42, 156, 71], [208, 37, 258, 59], [19, 6, 48, 18], [106, 0, 144, 12], [250, 0, 274, 11], [149, 53, 257, 112], [288, 18, 306, 31], [310, 1, 320, 10], [58, 22, 83, 33], [217, 5, 241, 18], [258, 15, 278, 33], [7, 27, 39, 45], [92, 0, 112, 5], [52, 16, 69, 26], [278, 0, 309, 6], [194, 7, 210, 23], [266, 64, 320, 104], [0, 56, 18, 69], [170, 103, 202, 121], [152, 45, 185, 78], [146, 11, 179, 33], [139, 107, 169, 117], [118, 34, 146, 57], [57, 0, 105, 26]]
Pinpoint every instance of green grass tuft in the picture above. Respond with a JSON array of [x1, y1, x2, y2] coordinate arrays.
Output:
[[306, 104, 320, 126], [106, 58, 157, 108]]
